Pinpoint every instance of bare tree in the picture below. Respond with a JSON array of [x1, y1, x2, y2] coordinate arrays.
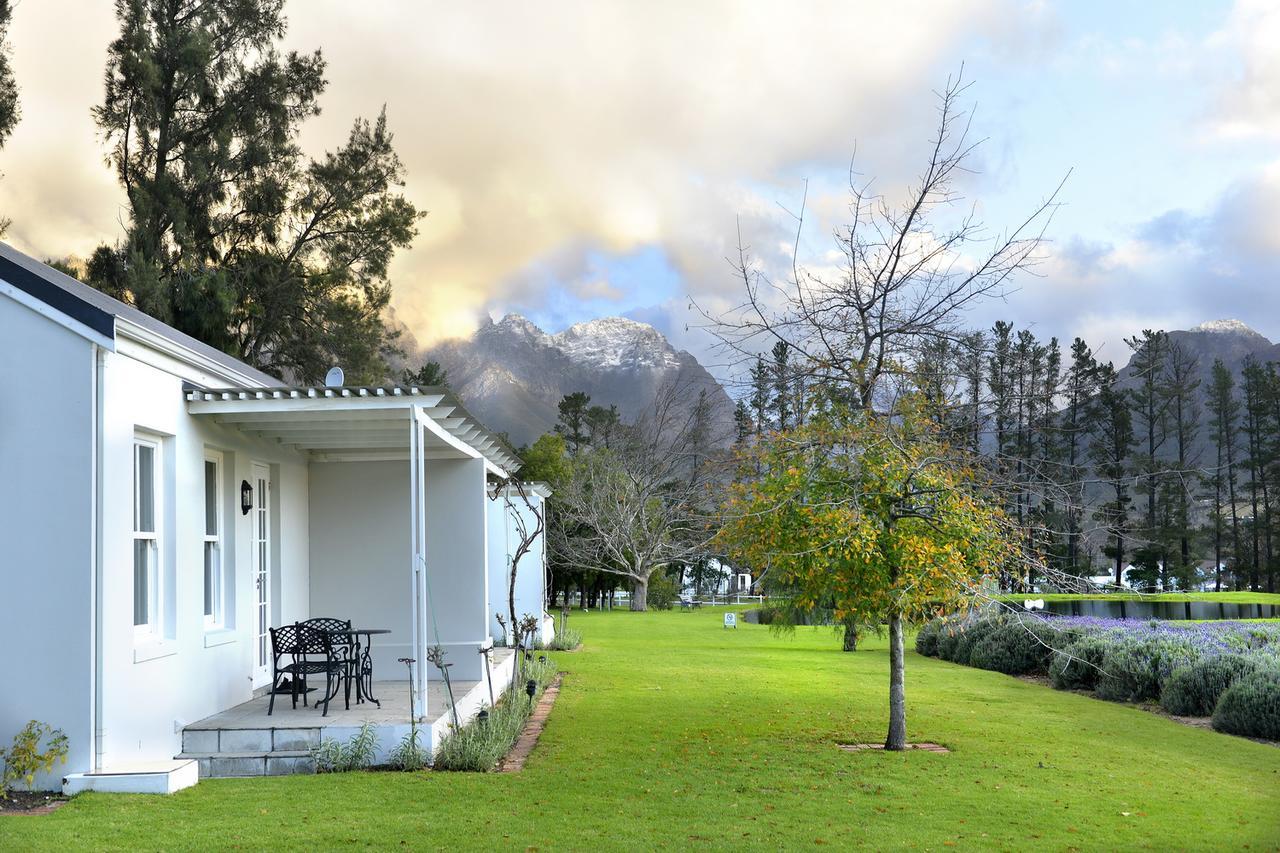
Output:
[[703, 71, 1065, 415], [550, 380, 726, 610]]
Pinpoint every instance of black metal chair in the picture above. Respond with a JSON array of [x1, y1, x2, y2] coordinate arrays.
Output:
[[267, 623, 346, 717], [301, 617, 356, 708]]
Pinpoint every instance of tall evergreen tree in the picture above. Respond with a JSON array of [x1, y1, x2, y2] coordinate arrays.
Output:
[[1163, 338, 1201, 587], [1207, 360, 1243, 590], [749, 355, 770, 435], [771, 341, 792, 431], [555, 391, 591, 455], [1089, 363, 1135, 586], [90, 0, 420, 382], [1125, 330, 1170, 588], [1241, 357, 1273, 591], [1061, 337, 1100, 575], [733, 399, 752, 445], [0, 0, 20, 234]]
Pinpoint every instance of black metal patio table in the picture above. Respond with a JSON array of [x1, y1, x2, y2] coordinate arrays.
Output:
[[324, 628, 390, 708]]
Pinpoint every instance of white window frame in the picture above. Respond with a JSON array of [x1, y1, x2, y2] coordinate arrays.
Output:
[[133, 436, 161, 640], [202, 451, 225, 630]]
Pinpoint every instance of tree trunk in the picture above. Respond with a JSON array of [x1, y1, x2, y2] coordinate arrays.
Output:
[[631, 576, 648, 611], [885, 611, 906, 750], [841, 615, 858, 652]]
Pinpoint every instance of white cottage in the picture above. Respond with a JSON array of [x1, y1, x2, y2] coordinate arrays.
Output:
[[0, 245, 550, 793]]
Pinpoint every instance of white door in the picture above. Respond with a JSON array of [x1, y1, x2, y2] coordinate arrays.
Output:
[[251, 463, 273, 687]]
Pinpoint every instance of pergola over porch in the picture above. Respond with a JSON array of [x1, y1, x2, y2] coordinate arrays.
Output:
[[185, 384, 519, 718]]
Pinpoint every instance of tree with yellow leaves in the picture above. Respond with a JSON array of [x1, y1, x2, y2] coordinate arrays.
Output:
[[718, 401, 1014, 750]]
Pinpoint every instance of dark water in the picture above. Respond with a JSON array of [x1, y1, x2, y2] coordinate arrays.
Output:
[[1039, 599, 1280, 621]]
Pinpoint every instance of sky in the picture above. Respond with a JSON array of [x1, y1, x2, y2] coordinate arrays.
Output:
[[2, 1, 1278, 377]]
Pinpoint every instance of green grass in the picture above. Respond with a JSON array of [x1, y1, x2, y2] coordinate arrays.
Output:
[[996, 591, 1280, 604], [6, 609, 1279, 850]]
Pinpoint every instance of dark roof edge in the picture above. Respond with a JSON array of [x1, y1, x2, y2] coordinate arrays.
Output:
[[0, 251, 115, 340]]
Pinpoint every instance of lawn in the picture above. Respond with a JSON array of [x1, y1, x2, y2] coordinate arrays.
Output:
[[5, 608, 1278, 850]]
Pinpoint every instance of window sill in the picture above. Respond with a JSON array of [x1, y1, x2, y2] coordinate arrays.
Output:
[[203, 629, 237, 648], [133, 639, 177, 664]]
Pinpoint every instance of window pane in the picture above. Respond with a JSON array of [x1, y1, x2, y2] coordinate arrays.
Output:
[[204, 542, 215, 617], [204, 460, 218, 536], [134, 539, 149, 626], [136, 444, 155, 533]]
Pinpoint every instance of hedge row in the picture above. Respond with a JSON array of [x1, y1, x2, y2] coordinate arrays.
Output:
[[915, 614, 1280, 741]]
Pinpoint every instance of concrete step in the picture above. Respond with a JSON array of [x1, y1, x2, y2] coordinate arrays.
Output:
[[63, 759, 198, 794], [181, 726, 321, 754], [176, 749, 315, 778]]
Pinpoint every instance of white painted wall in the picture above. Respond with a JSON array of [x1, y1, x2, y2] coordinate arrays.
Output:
[[95, 346, 311, 772], [0, 294, 95, 789], [423, 457, 489, 680], [486, 491, 549, 646], [308, 461, 413, 680]]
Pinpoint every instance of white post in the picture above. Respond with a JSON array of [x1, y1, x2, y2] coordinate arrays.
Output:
[[408, 410, 427, 720]]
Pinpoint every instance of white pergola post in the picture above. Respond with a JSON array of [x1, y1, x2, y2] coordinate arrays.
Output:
[[409, 408, 429, 720]]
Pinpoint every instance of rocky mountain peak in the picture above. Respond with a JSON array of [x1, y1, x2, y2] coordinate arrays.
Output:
[[550, 316, 680, 371], [1190, 319, 1267, 339], [422, 312, 729, 446]]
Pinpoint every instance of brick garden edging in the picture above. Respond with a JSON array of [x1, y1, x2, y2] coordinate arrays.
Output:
[[498, 674, 563, 772]]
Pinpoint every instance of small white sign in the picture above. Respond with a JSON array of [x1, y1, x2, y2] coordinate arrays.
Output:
[[724, 612, 737, 629]]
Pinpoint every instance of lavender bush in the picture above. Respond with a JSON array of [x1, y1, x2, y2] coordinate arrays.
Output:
[[918, 612, 1280, 737]]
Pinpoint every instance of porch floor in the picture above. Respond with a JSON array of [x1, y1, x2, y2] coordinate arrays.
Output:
[[187, 648, 515, 730]]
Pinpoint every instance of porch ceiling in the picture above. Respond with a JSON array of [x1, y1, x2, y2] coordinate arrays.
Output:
[[185, 385, 520, 473]]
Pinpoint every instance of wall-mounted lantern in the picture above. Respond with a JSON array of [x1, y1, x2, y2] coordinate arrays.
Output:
[[240, 479, 253, 515]]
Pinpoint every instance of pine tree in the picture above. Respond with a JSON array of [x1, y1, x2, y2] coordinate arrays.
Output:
[[1207, 360, 1243, 590], [750, 356, 770, 435], [771, 341, 792, 431], [1061, 338, 1100, 575], [90, 1, 419, 382], [1125, 330, 1170, 589], [1163, 338, 1201, 588], [733, 399, 752, 445], [555, 392, 591, 455], [1241, 357, 1272, 591], [1089, 363, 1135, 586]]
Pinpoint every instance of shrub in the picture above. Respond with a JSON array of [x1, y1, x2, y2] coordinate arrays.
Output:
[[947, 617, 1001, 667], [646, 572, 679, 611], [540, 627, 582, 651], [914, 620, 942, 657], [0, 721, 68, 796], [1096, 636, 1198, 703], [969, 619, 1061, 676], [1049, 635, 1111, 691], [311, 721, 379, 773], [1161, 654, 1264, 717], [1212, 670, 1280, 740], [935, 620, 968, 662]]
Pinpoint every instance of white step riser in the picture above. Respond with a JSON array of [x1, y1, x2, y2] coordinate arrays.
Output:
[[181, 728, 321, 754]]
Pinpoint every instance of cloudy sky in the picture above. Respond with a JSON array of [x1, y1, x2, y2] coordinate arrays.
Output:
[[2, 1, 1278, 374]]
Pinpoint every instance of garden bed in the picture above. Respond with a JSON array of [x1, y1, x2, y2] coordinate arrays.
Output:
[[917, 614, 1280, 742], [0, 792, 66, 815]]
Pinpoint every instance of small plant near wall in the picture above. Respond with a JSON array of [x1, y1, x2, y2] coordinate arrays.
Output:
[[0, 721, 68, 797], [387, 657, 430, 771], [311, 721, 378, 773], [433, 656, 557, 772]]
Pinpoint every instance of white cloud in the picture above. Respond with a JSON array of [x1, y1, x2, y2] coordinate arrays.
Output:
[[0, 0, 1052, 351], [1209, 0, 1280, 139]]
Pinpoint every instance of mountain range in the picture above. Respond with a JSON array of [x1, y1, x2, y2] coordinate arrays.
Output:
[[422, 314, 732, 447]]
